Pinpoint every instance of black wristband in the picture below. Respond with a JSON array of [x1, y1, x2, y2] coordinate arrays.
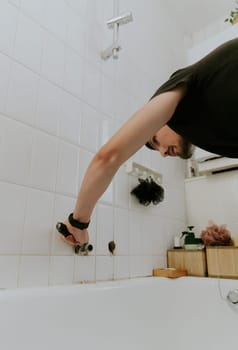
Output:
[[68, 213, 90, 230]]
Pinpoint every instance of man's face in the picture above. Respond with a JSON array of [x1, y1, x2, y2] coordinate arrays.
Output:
[[148, 125, 190, 159]]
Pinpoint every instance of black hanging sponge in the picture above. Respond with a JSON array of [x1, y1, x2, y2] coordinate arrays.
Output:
[[130, 177, 164, 206]]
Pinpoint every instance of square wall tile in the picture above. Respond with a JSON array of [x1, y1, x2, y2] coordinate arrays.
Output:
[[66, 0, 88, 16], [0, 256, 19, 289], [140, 214, 157, 256], [0, 53, 11, 114], [80, 104, 100, 152], [19, 256, 50, 287], [114, 208, 129, 255], [21, 0, 47, 24], [152, 255, 167, 269], [66, 6, 86, 56], [0, 182, 27, 254], [82, 61, 102, 109], [130, 256, 153, 278], [56, 141, 79, 196], [113, 85, 132, 122], [6, 61, 39, 125], [85, 3, 102, 67], [35, 78, 61, 135], [149, 217, 167, 256], [0, 119, 33, 186], [43, 0, 67, 42], [30, 131, 58, 191], [0, 1, 18, 55], [96, 204, 114, 255], [64, 47, 84, 98], [101, 75, 115, 117], [22, 189, 54, 254], [129, 211, 143, 255], [49, 256, 74, 285], [9, 0, 21, 6], [14, 13, 43, 72], [114, 256, 130, 280], [114, 173, 130, 208], [0, 115, 5, 147], [41, 32, 65, 87], [59, 91, 82, 145], [74, 256, 95, 283], [96, 256, 113, 281]]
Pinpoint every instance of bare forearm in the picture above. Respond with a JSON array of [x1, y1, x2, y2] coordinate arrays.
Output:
[[73, 153, 119, 222]]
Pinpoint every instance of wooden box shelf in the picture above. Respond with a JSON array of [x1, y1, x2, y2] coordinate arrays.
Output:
[[206, 246, 238, 278], [167, 249, 207, 277]]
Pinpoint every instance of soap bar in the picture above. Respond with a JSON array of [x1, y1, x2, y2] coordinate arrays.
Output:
[[152, 268, 187, 278]]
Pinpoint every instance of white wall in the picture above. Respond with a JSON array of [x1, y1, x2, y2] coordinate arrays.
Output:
[[185, 171, 238, 239], [0, 0, 187, 288]]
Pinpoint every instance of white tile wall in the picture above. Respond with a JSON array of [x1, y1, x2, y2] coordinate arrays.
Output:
[[36, 79, 61, 135], [0, 118, 32, 185], [0, 2, 18, 56], [0, 182, 27, 254], [114, 208, 129, 255], [43, 0, 67, 42], [41, 32, 65, 87], [0, 0, 188, 288], [59, 91, 82, 145], [114, 256, 130, 280], [0, 256, 19, 288], [19, 255, 50, 287], [30, 131, 58, 191], [22, 189, 54, 254], [64, 47, 84, 98], [21, 0, 46, 24], [66, 6, 86, 56], [0, 54, 11, 114], [56, 141, 79, 196], [80, 104, 100, 152], [96, 256, 114, 281], [6, 61, 39, 125], [74, 255, 95, 283], [96, 204, 114, 255], [14, 13, 44, 72], [49, 255, 74, 285]]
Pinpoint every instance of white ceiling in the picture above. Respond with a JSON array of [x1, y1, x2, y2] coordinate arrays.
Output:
[[163, 0, 236, 35]]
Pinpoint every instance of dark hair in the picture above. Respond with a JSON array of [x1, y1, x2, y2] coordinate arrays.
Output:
[[179, 139, 194, 159], [145, 139, 194, 159]]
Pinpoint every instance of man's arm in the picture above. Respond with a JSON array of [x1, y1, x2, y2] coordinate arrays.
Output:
[[73, 85, 186, 225]]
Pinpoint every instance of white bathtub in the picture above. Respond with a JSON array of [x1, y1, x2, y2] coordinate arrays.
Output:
[[0, 276, 238, 350]]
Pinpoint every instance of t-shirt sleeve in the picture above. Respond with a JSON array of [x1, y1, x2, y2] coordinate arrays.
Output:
[[150, 66, 195, 100]]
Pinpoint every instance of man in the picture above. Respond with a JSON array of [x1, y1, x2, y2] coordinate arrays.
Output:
[[57, 38, 238, 247]]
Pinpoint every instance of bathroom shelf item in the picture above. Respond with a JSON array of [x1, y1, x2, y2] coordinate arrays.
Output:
[[125, 161, 162, 184], [206, 246, 238, 279], [152, 268, 187, 278], [167, 249, 207, 277]]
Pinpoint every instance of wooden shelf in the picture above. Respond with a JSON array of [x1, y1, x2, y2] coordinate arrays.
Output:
[[206, 246, 238, 278], [167, 249, 207, 277]]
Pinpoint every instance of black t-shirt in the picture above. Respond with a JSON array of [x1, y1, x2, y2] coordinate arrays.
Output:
[[151, 38, 238, 158]]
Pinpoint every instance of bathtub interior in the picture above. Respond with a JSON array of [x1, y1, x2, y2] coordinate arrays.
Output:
[[0, 277, 238, 350]]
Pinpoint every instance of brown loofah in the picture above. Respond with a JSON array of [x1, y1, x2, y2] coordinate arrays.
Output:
[[200, 223, 233, 246]]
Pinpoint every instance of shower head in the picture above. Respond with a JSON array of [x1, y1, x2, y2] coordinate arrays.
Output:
[[100, 42, 121, 60], [106, 12, 133, 28]]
